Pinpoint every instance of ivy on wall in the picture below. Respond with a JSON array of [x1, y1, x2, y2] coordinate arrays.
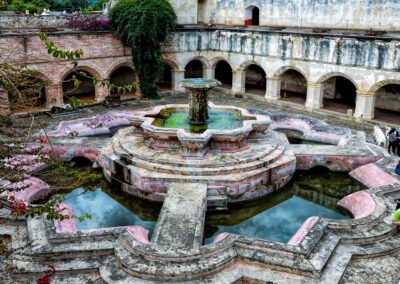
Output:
[[109, 0, 176, 99]]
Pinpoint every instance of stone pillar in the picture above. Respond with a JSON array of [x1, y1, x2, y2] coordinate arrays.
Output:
[[205, 67, 214, 80], [95, 84, 110, 102], [0, 88, 11, 116], [265, 77, 281, 101], [188, 88, 208, 124], [305, 83, 324, 111], [45, 84, 63, 107], [173, 70, 185, 92], [231, 70, 245, 96], [354, 93, 375, 120]]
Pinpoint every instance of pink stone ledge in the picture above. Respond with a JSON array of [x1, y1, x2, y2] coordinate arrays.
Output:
[[6, 176, 50, 204], [287, 216, 319, 246], [337, 191, 376, 219], [48, 111, 134, 137], [54, 203, 77, 233], [349, 163, 399, 188], [126, 226, 150, 245], [40, 145, 99, 162], [212, 232, 230, 243]]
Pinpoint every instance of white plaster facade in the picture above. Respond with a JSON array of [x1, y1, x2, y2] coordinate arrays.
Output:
[[169, 0, 400, 31]]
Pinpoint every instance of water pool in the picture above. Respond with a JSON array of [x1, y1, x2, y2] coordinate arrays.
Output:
[[203, 171, 357, 244], [59, 170, 358, 245]]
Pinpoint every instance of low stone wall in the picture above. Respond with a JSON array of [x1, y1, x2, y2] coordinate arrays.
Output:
[[0, 15, 106, 29]]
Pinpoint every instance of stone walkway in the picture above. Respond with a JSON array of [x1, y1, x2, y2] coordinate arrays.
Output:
[[151, 183, 207, 254]]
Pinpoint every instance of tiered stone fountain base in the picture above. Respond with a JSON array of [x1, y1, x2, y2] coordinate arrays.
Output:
[[99, 103, 296, 207]]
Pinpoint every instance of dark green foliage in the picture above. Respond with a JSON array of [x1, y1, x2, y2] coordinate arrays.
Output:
[[109, 0, 176, 99]]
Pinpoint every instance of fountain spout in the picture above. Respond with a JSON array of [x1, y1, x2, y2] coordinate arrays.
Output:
[[180, 78, 221, 125]]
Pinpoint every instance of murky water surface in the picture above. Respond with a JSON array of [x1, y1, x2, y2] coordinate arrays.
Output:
[[62, 170, 357, 243]]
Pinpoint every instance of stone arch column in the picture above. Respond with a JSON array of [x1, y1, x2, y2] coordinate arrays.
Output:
[[205, 66, 214, 80], [173, 69, 185, 92], [305, 82, 324, 111], [46, 84, 63, 106], [95, 85, 110, 102], [265, 76, 281, 101], [0, 87, 10, 116], [232, 70, 245, 96], [354, 92, 375, 120]]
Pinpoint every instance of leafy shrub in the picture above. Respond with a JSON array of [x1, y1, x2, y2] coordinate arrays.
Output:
[[392, 209, 400, 221], [109, 0, 176, 99]]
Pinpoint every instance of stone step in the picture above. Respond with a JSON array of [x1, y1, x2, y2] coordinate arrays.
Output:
[[207, 195, 228, 210], [127, 153, 292, 185], [114, 134, 282, 168], [121, 146, 285, 177]]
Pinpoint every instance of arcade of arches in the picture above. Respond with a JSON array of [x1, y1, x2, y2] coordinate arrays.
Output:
[[157, 58, 400, 124], [4, 59, 399, 124]]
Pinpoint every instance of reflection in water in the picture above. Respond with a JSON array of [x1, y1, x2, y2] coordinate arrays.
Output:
[[62, 187, 160, 236], [204, 171, 358, 244], [60, 169, 358, 246]]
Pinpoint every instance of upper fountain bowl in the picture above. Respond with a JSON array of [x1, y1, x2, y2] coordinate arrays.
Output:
[[180, 78, 222, 90]]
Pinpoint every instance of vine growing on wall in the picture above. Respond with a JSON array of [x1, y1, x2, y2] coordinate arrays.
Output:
[[109, 0, 176, 99]]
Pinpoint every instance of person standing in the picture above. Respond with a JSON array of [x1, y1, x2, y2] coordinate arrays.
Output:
[[388, 128, 398, 154]]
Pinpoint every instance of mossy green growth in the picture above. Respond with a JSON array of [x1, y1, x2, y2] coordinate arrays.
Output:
[[109, 0, 176, 99], [392, 209, 400, 221], [151, 107, 244, 133]]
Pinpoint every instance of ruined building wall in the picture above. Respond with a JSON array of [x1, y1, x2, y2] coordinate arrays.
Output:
[[170, 0, 400, 31]]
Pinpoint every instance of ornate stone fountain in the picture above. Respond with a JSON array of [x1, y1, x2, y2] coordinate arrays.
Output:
[[99, 78, 296, 206]]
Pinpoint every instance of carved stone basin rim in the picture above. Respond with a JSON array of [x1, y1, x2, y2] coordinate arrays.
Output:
[[129, 102, 272, 143]]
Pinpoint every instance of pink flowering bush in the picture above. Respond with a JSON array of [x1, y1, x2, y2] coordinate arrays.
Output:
[[68, 16, 110, 31]]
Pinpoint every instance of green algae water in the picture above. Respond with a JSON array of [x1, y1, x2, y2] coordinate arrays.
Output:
[[151, 107, 246, 133]]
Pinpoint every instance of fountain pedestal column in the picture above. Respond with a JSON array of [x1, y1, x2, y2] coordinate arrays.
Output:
[[180, 78, 222, 125], [188, 88, 209, 124]]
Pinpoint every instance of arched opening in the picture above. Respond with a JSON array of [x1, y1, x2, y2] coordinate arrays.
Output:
[[62, 70, 96, 104], [245, 64, 266, 96], [374, 84, 400, 124], [7, 87, 47, 113], [245, 5, 260, 26], [184, 60, 204, 78], [280, 70, 307, 104], [109, 66, 136, 98], [214, 60, 232, 89], [321, 76, 357, 114], [156, 62, 173, 91]]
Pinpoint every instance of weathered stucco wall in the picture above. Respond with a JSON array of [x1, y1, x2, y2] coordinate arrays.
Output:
[[169, 29, 400, 73], [168, 0, 198, 24], [197, 0, 400, 31]]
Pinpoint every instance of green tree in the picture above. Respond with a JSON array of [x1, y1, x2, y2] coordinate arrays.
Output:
[[109, 0, 176, 99]]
